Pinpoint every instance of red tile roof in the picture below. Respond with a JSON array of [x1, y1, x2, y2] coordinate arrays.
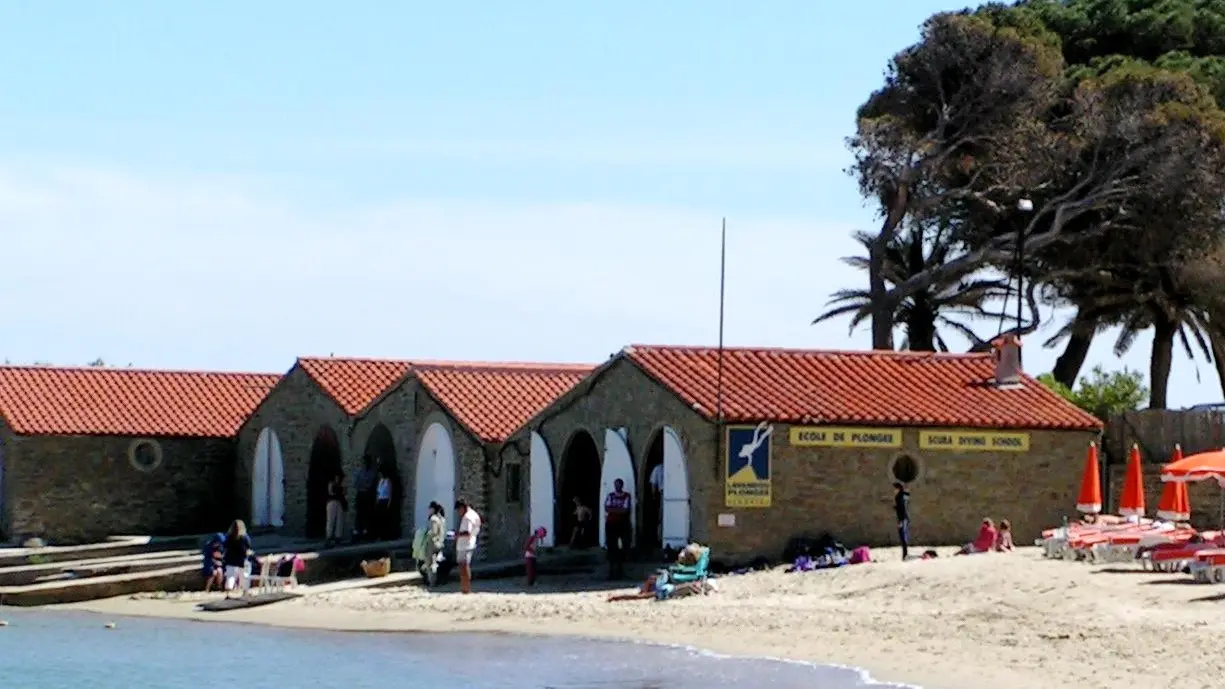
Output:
[[414, 361, 594, 442], [623, 345, 1102, 430], [0, 366, 280, 437], [297, 357, 413, 416]]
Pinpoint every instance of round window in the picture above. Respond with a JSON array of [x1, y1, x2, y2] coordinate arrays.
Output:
[[128, 439, 163, 472], [890, 454, 921, 484]]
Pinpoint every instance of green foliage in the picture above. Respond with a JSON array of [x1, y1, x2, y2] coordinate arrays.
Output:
[[1038, 365, 1149, 418]]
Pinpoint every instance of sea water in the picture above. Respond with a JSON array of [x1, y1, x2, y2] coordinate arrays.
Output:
[[0, 609, 916, 688]]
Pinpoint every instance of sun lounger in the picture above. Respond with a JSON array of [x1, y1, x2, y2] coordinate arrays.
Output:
[[1187, 549, 1225, 583], [1145, 542, 1218, 572], [1069, 524, 1167, 562], [1090, 525, 1188, 564], [1038, 519, 1154, 560]]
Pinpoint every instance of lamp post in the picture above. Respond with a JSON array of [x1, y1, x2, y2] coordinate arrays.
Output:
[[1016, 198, 1033, 367]]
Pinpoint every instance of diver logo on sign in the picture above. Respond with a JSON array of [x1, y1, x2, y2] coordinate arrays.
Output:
[[725, 422, 773, 508]]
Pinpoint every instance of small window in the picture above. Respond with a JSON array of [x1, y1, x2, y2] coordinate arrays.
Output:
[[890, 454, 920, 484], [128, 439, 163, 473], [506, 462, 523, 503]]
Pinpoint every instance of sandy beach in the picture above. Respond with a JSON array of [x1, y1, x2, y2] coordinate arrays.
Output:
[[47, 546, 1225, 689]]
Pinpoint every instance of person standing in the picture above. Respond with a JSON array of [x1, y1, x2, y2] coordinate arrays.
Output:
[[569, 496, 593, 549], [353, 455, 377, 541], [420, 501, 447, 586], [325, 473, 347, 547], [454, 498, 482, 594], [374, 468, 393, 539], [894, 481, 911, 561], [604, 478, 633, 579], [222, 520, 253, 598]]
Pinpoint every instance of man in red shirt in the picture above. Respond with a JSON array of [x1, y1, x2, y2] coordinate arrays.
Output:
[[604, 478, 632, 579]]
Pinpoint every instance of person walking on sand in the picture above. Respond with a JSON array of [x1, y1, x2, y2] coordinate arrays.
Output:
[[894, 482, 910, 561], [455, 498, 481, 594], [420, 501, 447, 586], [604, 478, 633, 579]]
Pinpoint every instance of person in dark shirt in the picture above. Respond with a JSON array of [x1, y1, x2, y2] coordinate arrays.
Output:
[[222, 519, 254, 597], [353, 455, 377, 541], [894, 482, 910, 561]]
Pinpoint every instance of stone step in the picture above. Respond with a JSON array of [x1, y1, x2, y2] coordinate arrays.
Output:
[[0, 550, 201, 587], [0, 564, 201, 607]]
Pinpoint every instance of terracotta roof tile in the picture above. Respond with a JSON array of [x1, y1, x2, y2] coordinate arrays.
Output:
[[0, 366, 280, 438], [297, 357, 413, 416], [414, 361, 594, 442], [623, 345, 1102, 431]]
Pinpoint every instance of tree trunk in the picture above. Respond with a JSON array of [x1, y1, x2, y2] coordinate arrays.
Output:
[[1210, 330, 1225, 400], [1052, 311, 1095, 387], [1149, 316, 1177, 409], [868, 186, 909, 350]]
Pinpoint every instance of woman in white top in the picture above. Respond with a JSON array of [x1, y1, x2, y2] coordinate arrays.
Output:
[[454, 498, 481, 594]]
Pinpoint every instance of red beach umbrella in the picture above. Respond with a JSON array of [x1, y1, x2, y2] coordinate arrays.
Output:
[[1157, 445, 1191, 522], [1076, 442, 1102, 514], [1119, 444, 1146, 518], [1161, 449, 1225, 486]]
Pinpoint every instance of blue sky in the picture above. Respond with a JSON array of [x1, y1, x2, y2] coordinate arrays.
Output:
[[0, 1, 1216, 406]]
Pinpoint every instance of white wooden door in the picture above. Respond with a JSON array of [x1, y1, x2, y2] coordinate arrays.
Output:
[[252, 428, 271, 525], [661, 427, 690, 548], [529, 432, 556, 546], [416, 423, 457, 532]]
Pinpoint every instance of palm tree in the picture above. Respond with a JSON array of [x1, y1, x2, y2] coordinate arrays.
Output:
[[1042, 259, 1223, 408], [814, 223, 1011, 351]]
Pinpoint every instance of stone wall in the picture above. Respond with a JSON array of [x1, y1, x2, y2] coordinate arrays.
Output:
[[501, 358, 1099, 563], [758, 426, 1097, 558], [501, 358, 717, 552], [3, 430, 234, 544], [237, 368, 497, 559], [234, 365, 351, 536]]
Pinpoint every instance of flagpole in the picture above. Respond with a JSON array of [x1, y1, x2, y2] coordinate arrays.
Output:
[[714, 218, 727, 479]]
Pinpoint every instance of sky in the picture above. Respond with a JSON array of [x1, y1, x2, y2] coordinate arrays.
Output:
[[0, 1, 1218, 407]]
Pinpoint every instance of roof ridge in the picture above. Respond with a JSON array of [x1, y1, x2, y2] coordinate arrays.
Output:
[[412, 360, 595, 373], [624, 344, 991, 359], [0, 364, 279, 377]]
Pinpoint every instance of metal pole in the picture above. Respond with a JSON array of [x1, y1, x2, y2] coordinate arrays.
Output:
[[714, 219, 728, 480]]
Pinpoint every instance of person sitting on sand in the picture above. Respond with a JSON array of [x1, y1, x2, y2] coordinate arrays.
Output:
[[995, 519, 1015, 552], [957, 518, 998, 555]]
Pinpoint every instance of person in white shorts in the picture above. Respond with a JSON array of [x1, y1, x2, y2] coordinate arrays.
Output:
[[454, 498, 481, 594]]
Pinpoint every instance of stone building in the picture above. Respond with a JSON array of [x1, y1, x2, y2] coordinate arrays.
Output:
[[0, 365, 279, 544], [235, 357, 590, 560], [502, 345, 1103, 563]]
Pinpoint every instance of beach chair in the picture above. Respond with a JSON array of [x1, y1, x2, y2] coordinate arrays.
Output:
[[1092, 524, 1186, 564], [668, 548, 710, 587], [252, 555, 301, 594], [1189, 549, 1225, 583]]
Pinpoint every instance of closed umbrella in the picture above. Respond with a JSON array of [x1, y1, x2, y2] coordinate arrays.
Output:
[[1119, 444, 1146, 518], [1157, 445, 1191, 522], [1076, 442, 1102, 514]]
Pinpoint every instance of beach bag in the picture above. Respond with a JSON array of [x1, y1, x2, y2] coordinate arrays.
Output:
[[850, 546, 871, 564]]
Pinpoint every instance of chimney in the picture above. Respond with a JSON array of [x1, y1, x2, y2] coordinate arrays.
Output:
[[992, 334, 1022, 387]]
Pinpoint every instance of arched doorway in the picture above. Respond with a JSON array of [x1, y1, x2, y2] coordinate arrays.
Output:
[[415, 423, 457, 532], [306, 426, 343, 538], [557, 430, 601, 548], [640, 430, 665, 549], [364, 423, 402, 539], [251, 428, 285, 527]]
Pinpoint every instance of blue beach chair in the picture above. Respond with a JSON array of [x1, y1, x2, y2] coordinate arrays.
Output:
[[668, 547, 710, 586]]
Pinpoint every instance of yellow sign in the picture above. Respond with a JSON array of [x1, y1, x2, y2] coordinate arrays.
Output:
[[919, 430, 1030, 452], [789, 426, 902, 448], [726, 424, 773, 508]]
